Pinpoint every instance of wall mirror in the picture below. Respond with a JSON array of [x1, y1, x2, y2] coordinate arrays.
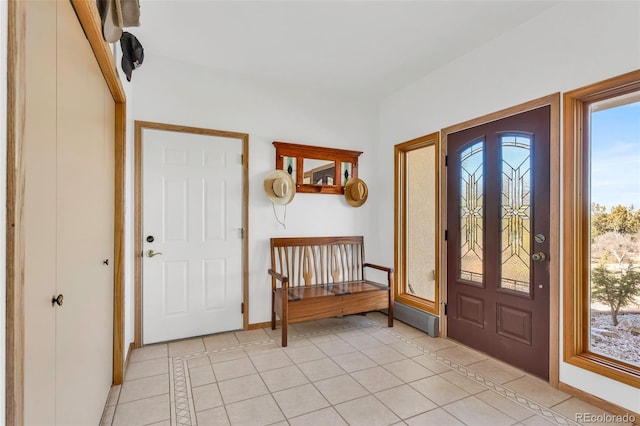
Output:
[[273, 141, 362, 194]]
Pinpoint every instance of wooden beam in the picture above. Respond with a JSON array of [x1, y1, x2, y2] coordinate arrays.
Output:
[[70, 0, 126, 103], [6, 1, 27, 424], [112, 102, 126, 384]]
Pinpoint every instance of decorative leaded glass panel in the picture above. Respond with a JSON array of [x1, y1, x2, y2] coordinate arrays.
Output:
[[282, 156, 297, 183], [500, 134, 531, 294], [341, 162, 352, 186], [459, 140, 484, 283]]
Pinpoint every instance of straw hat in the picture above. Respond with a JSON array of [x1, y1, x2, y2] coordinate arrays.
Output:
[[344, 178, 368, 207], [264, 170, 295, 205]]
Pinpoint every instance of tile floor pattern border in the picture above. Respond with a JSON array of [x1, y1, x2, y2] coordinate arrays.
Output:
[[171, 322, 366, 426], [166, 318, 579, 426], [374, 325, 578, 426]]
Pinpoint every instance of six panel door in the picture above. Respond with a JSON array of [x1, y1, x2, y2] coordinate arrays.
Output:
[[142, 129, 244, 344]]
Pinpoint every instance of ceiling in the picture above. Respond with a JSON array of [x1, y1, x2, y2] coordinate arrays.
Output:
[[133, 1, 559, 98]]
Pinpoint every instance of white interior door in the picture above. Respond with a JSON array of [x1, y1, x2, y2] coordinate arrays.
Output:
[[143, 128, 244, 344]]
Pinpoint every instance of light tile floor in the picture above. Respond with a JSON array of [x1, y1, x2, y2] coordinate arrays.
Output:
[[101, 313, 633, 426]]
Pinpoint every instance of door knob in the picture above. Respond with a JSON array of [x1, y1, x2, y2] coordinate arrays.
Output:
[[52, 294, 64, 306], [532, 252, 547, 262], [146, 250, 163, 258]]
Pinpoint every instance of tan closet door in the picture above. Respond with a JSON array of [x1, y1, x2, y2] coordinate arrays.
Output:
[[24, 1, 115, 424], [23, 1, 57, 424], [55, 1, 114, 423]]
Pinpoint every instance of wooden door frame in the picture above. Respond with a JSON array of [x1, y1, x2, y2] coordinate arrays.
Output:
[[394, 133, 441, 315], [133, 121, 250, 348], [440, 93, 560, 386], [6, 1, 126, 424]]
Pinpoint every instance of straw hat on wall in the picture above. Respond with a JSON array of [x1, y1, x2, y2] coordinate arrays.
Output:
[[264, 170, 295, 205], [344, 178, 368, 207]]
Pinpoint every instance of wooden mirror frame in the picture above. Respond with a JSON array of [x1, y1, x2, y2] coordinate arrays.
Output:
[[273, 142, 362, 194]]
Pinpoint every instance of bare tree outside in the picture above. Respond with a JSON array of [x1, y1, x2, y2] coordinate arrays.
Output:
[[588, 92, 640, 365], [591, 207, 640, 326], [591, 262, 640, 326], [590, 204, 640, 365]]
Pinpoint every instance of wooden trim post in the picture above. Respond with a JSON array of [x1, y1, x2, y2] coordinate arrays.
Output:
[[6, 1, 27, 424]]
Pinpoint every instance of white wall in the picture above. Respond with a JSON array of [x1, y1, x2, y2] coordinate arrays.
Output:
[[131, 54, 378, 327], [1, 1, 8, 421], [376, 1, 640, 413]]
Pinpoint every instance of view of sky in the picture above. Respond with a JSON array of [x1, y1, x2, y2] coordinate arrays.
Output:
[[590, 101, 640, 209]]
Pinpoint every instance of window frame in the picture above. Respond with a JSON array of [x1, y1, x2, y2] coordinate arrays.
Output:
[[394, 132, 440, 315], [563, 69, 640, 388]]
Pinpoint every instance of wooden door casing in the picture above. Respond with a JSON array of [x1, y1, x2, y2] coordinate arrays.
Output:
[[446, 106, 551, 379], [133, 121, 250, 348]]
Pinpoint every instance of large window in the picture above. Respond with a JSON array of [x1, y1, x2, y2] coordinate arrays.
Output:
[[395, 133, 439, 314], [563, 70, 640, 387]]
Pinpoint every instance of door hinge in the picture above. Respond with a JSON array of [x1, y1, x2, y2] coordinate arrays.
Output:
[[241, 154, 244, 165], [241, 302, 244, 314], [239, 228, 244, 239], [444, 230, 448, 241], [444, 303, 447, 316], [445, 155, 448, 167]]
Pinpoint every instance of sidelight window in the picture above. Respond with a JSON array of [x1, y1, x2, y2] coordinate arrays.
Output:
[[395, 133, 440, 314], [588, 96, 640, 365], [563, 70, 640, 387]]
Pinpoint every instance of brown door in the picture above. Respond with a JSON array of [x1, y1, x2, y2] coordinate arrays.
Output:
[[446, 106, 550, 379]]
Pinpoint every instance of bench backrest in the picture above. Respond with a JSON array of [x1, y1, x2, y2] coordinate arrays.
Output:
[[270, 236, 365, 287]]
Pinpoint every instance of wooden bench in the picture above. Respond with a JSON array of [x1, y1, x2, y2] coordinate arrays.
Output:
[[268, 236, 394, 347]]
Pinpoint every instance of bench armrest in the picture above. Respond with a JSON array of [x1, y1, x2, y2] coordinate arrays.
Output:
[[363, 263, 394, 273], [363, 263, 394, 288], [268, 269, 289, 288]]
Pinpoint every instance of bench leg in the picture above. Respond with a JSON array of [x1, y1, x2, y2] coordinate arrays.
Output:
[[281, 288, 288, 347], [388, 272, 395, 327], [271, 291, 276, 330], [281, 321, 288, 347]]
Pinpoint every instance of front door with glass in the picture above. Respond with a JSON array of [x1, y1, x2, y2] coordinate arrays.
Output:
[[446, 106, 551, 379]]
